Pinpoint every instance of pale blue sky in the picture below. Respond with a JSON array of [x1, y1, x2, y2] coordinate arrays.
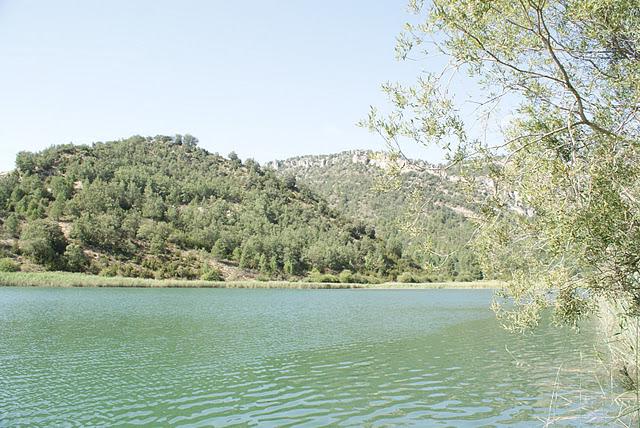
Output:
[[0, 1, 484, 171]]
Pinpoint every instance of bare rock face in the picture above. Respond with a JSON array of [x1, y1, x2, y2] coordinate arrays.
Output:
[[271, 150, 440, 173], [270, 150, 524, 217]]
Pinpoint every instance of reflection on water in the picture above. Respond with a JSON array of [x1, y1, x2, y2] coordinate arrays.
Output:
[[0, 288, 627, 426]]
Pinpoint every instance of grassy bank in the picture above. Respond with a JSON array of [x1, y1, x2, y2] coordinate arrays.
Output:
[[0, 271, 502, 290], [375, 280, 502, 289]]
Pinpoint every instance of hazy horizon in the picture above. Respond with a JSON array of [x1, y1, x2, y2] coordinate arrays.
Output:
[[0, 1, 459, 172], [0, 136, 445, 173]]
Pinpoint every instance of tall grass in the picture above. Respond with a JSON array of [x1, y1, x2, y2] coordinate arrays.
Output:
[[597, 298, 640, 425], [380, 280, 503, 289], [598, 300, 640, 390], [0, 271, 501, 289]]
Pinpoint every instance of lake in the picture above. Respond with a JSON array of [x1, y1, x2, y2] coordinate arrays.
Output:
[[0, 287, 622, 426]]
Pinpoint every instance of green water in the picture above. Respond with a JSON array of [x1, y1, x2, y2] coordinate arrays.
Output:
[[0, 288, 621, 426]]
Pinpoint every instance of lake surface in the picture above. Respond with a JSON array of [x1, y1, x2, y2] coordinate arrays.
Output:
[[0, 287, 622, 426]]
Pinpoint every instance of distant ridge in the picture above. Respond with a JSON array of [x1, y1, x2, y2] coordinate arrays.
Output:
[[272, 150, 485, 281], [269, 149, 440, 174]]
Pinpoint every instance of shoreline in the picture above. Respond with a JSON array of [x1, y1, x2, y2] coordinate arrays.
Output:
[[0, 271, 501, 290]]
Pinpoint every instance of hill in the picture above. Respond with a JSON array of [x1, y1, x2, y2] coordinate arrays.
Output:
[[270, 150, 484, 281], [0, 136, 419, 282]]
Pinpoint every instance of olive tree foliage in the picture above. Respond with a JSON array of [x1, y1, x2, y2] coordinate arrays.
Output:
[[362, 0, 640, 330]]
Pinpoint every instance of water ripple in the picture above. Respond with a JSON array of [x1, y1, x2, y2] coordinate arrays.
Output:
[[0, 288, 626, 426]]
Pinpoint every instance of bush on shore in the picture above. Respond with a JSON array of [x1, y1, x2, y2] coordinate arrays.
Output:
[[0, 258, 20, 272], [201, 266, 224, 282], [397, 272, 436, 283], [305, 268, 381, 284]]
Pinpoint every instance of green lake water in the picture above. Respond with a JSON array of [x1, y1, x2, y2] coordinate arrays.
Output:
[[0, 288, 623, 426]]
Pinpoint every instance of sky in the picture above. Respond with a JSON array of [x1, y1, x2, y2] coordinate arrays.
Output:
[[0, 1, 488, 171]]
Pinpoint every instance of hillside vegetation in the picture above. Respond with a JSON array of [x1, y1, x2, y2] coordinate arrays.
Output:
[[0, 136, 422, 282], [271, 151, 484, 281]]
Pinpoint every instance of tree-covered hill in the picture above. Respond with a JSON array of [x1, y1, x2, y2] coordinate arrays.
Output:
[[0, 136, 419, 282], [270, 151, 484, 281]]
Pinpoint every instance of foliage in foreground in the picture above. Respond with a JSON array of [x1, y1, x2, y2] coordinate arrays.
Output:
[[366, 0, 640, 326], [366, 1, 640, 401]]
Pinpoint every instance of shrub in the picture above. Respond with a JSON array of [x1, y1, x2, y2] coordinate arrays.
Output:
[[339, 269, 354, 283], [306, 268, 321, 281], [397, 272, 417, 283], [201, 266, 224, 281], [354, 274, 382, 284], [99, 265, 118, 277], [117, 262, 139, 278], [0, 258, 20, 272], [19, 219, 67, 269], [364, 275, 383, 284], [64, 243, 89, 272], [306, 269, 340, 283], [3, 214, 20, 238], [320, 274, 340, 283]]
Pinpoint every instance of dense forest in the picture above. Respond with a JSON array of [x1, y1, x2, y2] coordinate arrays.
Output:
[[272, 151, 484, 281], [0, 135, 450, 283]]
